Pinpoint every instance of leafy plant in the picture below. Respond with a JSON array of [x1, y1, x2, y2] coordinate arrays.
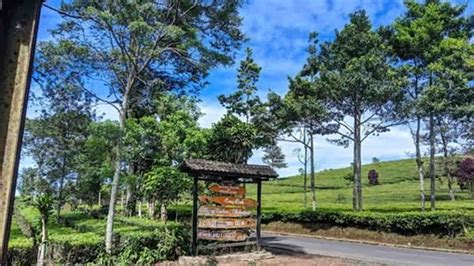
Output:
[[368, 169, 379, 185]]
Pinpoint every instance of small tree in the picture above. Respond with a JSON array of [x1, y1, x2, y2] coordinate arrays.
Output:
[[143, 166, 191, 221], [454, 158, 474, 197], [262, 144, 287, 169], [368, 169, 379, 185], [32, 194, 54, 266]]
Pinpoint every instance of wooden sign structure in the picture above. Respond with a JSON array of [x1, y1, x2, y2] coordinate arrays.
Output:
[[197, 185, 256, 242], [199, 195, 258, 208], [198, 206, 252, 218], [209, 184, 246, 196], [181, 159, 278, 256], [198, 230, 248, 242], [199, 218, 256, 229]]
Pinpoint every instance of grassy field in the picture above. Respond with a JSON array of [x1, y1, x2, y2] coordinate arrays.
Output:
[[247, 158, 474, 214]]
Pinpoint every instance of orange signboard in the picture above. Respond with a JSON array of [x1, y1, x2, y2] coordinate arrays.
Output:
[[198, 229, 249, 241], [199, 196, 258, 208], [198, 218, 256, 229], [198, 206, 252, 218], [209, 184, 245, 195]]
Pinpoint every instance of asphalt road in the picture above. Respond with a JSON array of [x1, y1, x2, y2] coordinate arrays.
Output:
[[261, 233, 474, 265]]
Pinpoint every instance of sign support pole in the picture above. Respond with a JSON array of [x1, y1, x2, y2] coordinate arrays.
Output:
[[256, 179, 262, 250], [191, 175, 198, 256]]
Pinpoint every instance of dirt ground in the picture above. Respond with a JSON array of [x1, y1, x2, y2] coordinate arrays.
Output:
[[159, 251, 375, 266], [217, 255, 369, 266]]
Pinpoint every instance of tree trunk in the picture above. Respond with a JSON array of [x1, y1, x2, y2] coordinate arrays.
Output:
[[438, 120, 455, 201], [148, 200, 156, 218], [56, 157, 67, 219], [309, 133, 316, 211], [125, 183, 137, 216], [160, 203, 168, 222], [105, 154, 121, 253], [138, 200, 142, 217], [353, 113, 362, 211], [98, 190, 102, 206], [429, 114, 436, 211], [414, 116, 426, 211], [120, 189, 125, 211], [303, 128, 308, 208], [37, 217, 48, 266]]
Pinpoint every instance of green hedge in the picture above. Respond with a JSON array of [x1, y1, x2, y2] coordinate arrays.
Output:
[[8, 214, 189, 265], [168, 205, 471, 237], [262, 209, 472, 237]]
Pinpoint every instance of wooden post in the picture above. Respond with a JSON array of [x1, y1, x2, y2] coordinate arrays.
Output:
[[0, 1, 43, 264], [191, 175, 198, 256], [256, 179, 262, 250]]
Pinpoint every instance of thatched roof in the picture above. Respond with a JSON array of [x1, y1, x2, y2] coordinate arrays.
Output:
[[180, 159, 278, 180]]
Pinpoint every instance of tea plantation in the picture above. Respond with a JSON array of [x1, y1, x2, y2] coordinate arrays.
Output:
[[8, 158, 473, 264]]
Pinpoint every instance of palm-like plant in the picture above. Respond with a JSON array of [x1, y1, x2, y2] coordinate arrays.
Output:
[[32, 194, 54, 266]]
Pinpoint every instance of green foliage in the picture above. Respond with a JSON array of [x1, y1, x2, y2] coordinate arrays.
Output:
[[207, 114, 256, 164], [76, 120, 120, 206], [143, 166, 192, 207], [8, 209, 188, 265], [261, 209, 471, 237], [218, 47, 262, 123], [114, 224, 188, 264], [32, 194, 54, 222], [262, 144, 287, 169]]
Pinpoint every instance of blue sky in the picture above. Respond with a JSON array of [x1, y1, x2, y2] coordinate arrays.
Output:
[[30, 0, 472, 177]]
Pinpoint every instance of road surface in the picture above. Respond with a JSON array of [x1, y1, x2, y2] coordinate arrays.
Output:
[[261, 233, 474, 265]]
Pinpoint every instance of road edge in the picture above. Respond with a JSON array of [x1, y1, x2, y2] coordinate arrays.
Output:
[[263, 230, 474, 255]]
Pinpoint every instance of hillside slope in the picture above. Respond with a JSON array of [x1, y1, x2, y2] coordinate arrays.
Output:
[[248, 158, 474, 213]]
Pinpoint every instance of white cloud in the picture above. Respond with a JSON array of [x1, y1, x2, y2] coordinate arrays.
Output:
[[94, 103, 120, 121], [198, 102, 226, 128]]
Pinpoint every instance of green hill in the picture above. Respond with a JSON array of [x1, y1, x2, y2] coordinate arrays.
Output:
[[248, 158, 474, 214]]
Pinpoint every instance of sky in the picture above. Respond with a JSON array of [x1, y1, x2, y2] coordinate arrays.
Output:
[[28, 0, 473, 177]]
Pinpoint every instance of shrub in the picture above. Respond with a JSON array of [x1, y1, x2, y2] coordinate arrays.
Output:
[[8, 213, 189, 265], [454, 158, 474, 196], [261, 209, 470, 237], [368, 169, 379, 185], [114, 224, 189, 264]]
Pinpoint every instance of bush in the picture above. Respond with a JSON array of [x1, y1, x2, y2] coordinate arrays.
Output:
[[261, 209, 470, 237], [368, 169, 379, 185], [114, 224, 189, 264], [8, 213, 189, 265]]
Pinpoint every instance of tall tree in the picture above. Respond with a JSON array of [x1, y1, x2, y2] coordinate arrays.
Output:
[[39, 0, 245, 252], [284, 32, 335, 210], [316, 11, 405, 211], [219, 47, 262, 123], [22, 78, 94, 218], [392, 0, 473, 210]]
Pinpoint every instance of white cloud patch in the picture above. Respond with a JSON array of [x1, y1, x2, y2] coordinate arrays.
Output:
[[198, 102, 227, 129], [94, 103, 120, 121]]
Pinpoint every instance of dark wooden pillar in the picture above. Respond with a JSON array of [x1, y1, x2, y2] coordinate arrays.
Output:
[[191, 175, 198, 256], [256, 179, 262, 250], [0, 1, 43, 264]]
